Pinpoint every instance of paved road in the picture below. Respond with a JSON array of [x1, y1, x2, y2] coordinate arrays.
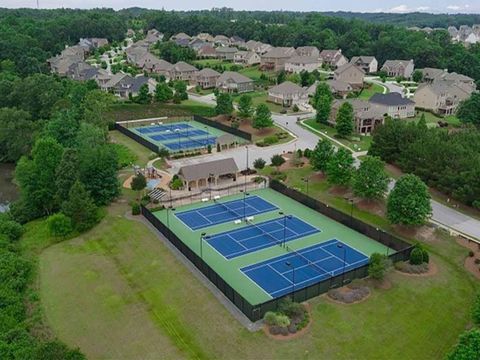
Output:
[[365, 77, 404, 94], [171, 93, 480, 241]]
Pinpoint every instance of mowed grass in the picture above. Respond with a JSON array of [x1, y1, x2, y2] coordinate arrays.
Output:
[[358, 82, 387, 99], [36, 194, 478, 359]]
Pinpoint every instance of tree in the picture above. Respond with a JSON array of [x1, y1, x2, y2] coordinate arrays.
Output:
[[368, 253, 390, 281], [134, 84, 151, 104], [314, 83, 333, 124], [75, 123, 106, 150], [154, 82, 173, 103], [80, 90, 114, 128], [447, 330, 480, 360], [353, 156, 389, 200], [277, 70, 286, 84], [300, 70, 313, 87], [253, 104, 273, 129], [131, 173, 147, 199], [310, 139, 334, 172], [270, 154, 286, 171], [62, 181, 98, 232], [0, 107, 36, 162], [412, 69, 423, 83], [55, 148, 80, 203], [173, 81, 188, 101], [237, 94, 253, 118], [47, 213, 72, 238], [253, 158, 266, 169], [43, 110, 79, 148], [457, 93, 480, 126], [215, 92, 233, 116], [387, 174, 432, 226], [325, 148, 354, 186], [336, 102, 354, 138]]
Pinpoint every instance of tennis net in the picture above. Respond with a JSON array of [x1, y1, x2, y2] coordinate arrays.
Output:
[[246, 219, 283, 249], [214, 199, 244, 220], [285, 245, 334, 277]]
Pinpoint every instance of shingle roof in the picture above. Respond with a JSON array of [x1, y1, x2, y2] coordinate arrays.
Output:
[[269, 81, 305, 95], [350, 56, 376, 64], [170, 61, 198, 72], [216, 47, 238, 53], [217, 71, 253, 84], [262, 47, 296, 59], [179, 158, 238, 182], [334, 63, 365, 75], [326, 79, 353, 92], [197, 68, 221, 77], [370, 92, 414, 106], [286, 56, 320, 65]]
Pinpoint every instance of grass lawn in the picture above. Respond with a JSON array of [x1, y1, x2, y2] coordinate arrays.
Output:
[[358, 82, 387, 100], [302, 118, 372, 152], [409, 111, 461, 128], [232, 90, 286, 113], [193, 59, 242, 71], [110, 130, 153, 167], [34, 177, 478, 359], [238, 65, 276, 82], [106, 100, 215, 123]]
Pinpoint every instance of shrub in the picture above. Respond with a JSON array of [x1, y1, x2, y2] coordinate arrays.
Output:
[[264, 311, 277, 326], [292, 104, 299, 112], [253, 158, 266, 170], [263, 135, 279, 145], [368, 253, 390, 280], [409, 247, 424, 265], [131, 202, 141, 215], [303, 148, 312, 158], [275, 314, 290, 328], [47, 213, 72, 238], [296, 149, 303, 158], [0, 219, 24, 242], [473, 293, 480, 326], [470, 251, 475, 257]]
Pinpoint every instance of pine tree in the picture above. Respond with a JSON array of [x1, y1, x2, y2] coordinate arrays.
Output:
[[310, 139, 334, 172], [154, 82, 173, 103], [62, 180, 98, 232], [237, 94, 253, 118], [314, 83, 333, 124], [55, 148, 79, 203], [336, 102, 354, 138]]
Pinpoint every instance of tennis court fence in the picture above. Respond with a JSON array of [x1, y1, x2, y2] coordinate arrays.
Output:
[[140, 181, 413, 322], [193, 115, 252, 141], [114, 122, 160, 153]]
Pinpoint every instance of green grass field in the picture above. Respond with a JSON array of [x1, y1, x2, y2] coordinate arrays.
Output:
[[358, 82, 387, 100], [153, 188, 390, 305], [409, 111, 461, 127]]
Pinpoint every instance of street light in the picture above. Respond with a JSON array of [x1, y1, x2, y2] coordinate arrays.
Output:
[[208, 173, 214, 200], [302, 177, 309, 196], [286, 261, 295, 300], [337, 243, 346, 285], [166, 206, 175, 229], [244, 145, 249, 193], [279, 212, 292, 247], [200, 232, 209, 260], [240, 190, 250, 221]]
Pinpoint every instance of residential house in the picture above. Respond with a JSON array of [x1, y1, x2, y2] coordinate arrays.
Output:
[[326, 80, 353, 98], [245, 40, 273, 55], [268, 81, 309, 107], [260, 47, 296, 71], [145, 29, 164, 44], [319, 49, 348, 68], [214, 35, 231, 47], [197, 44, 218, 58], [197, 33, 215, 43], [174, 38, 191, 47], [284, 56, 321, 73], [135, 52, 172, 74], [421, 68, 448, 83], [126, 45, 149, 64], [381, 60, 415, 79], [369, 93, 415, 118], [171, 33, 191, 42], [330, 99, 384, 134], [233, 51, 261, 66], [78, 38, 109, 50], [48, 53, 84, 76], [103, 73, 157, 98], [188, 38, 206, 51], [230, 36, 246, 48], [216, 71, 254, 93], [216, 47, 238, 61], [349, 56, 378, 74], [296, 46, 320, 58], [167, 62, 199, 83], [333, 63, 365, 90], [196, 68, 221, 89], [413, 80, 475, 115]]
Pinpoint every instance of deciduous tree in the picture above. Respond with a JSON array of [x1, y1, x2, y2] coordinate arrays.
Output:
[[353, 156, 389, 200], [253, 104, 273, 129]]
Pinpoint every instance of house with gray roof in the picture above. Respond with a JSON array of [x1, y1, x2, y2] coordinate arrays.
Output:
[[284, 56, 321, 73], [349, 56, 378, 74], [197, 44, 218, 58], [178, 158, 239, 190], [233, 51, 261, 66], [102, 73, 157, 99], [171, 33, 191, 41], [79, 38, 109, 50], [245, 40, 273, 55], [260, 47, 296, 71], [370, 93, 415, 119], [196, 68, 221, 89], [167, 61, 199, 83], [296, 46, 320, 58], [381, 60, 414, 79], [268, 81, 308, 107], [216, 47, 238, 61], [330, 99, 384, 134], [216, 71, 254, 93], [326, 79, 353, 98], [197, 33, 215, 43], [230, 36, 246, 48], [214, 35, 231, 46], [334, 63, 365, 89], [145, 29, 164, 44], [319, 49, 348, 68], [188, 38, 206, 51]]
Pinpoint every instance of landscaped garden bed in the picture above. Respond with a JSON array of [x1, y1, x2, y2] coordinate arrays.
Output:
[[263, 298, 311, 339], [327, 280, 371, 304]]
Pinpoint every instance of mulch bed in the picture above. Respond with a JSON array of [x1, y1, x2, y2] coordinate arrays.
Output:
[[356, 199, 386, 217], [395, 260, 438, 277], [263, 304, 312, 341], [456, 237, 480, 280], [328, 186, 350, 197], [326, 282, 371, 304]]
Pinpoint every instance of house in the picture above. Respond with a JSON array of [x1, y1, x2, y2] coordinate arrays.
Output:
[[369, 93, 415, 119], [330, 99, 384, 134], [319, 50, 348, 68], [167, 62, 199, 83], [230, 36, 246, 48], [102, 73, 157, 98], [381, 60, 415, 79], [188, 38, 206, 51], [260, 47, 296, 71], [326, 80, 353, 98], [196, 68, 221, 89], [216, 71, 254, 93], [126, 45, 149, 64], [233, 51, 261, 66], [197, 44, 218, 58], [268, 81, 309, 107], [284, 56, 321, 73], [245, 40, 273, 55], [78, 38, 109, 50], [349, 56, 378, 74], [47, 53, 84, 76], [413, 80, 475, 115], [145, 29, 164, 44], [171, 33, 191, 41], [66, 61, 96, 81], [214, 35, 231, 47], [178, 158, 238, 190], [216, 47, 238, 61], [135, 53, 172, 74], [174, 38, 191, 47], [296, 46, 320, 58], [333, 63, 365, 89], [421, 68, 448, 83], [197, 33, 215, 43]]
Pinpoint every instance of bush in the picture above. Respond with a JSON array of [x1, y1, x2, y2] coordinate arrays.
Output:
[[409, 245, 429, 265], [470, 250, 475, 257], [303, 148, 312, 158], [170, 177, 183, 190], [0, 219, 24, 242], [368, 253, 390, 280], [292, 104, 299, 112], [47, 213, 72, 238], [473, 293, 480, 326], [264, 311, 277, 326], [263, 135, 279, 145], [131, 202, 141, 215], [253, 158, 266, 170]]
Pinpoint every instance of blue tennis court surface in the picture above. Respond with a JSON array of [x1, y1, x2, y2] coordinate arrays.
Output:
[[175, 195, 278, 230], [207, 216, 320, 259], [149, 129, 208, 141], [136, 123, 192, 133], [163, 137, 217, 151], [241, 239, 369, 298]]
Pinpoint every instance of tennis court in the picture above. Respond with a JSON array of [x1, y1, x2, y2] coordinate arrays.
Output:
[[136, 123, 192, 134], [206, 216, 320, 259], [241, 239, 369, 297], [175, 195, 278, 230], [164, 137, 217, 151], [149, 129, 208, 141]]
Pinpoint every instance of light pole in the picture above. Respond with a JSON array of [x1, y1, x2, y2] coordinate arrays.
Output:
[[200, 232, 207, 259], [286, 261, 295, 300], [279, 212, 292, 247], [302, 177, 309, 196], [166, 206, 175, 229], [337, 243, 346, 285], [244, 145, 249, 193], [240, 190, 249, 221], [208, 173, 214, 200]]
